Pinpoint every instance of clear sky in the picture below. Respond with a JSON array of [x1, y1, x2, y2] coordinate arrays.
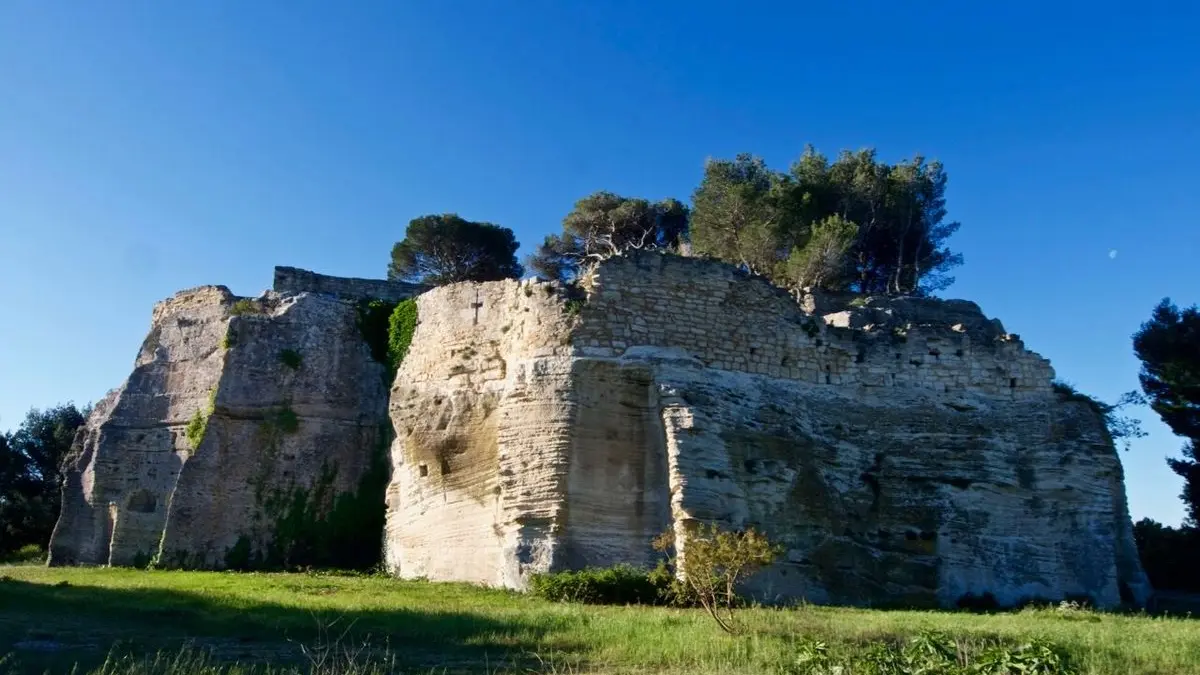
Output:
[[1, 2, 1197, 525]]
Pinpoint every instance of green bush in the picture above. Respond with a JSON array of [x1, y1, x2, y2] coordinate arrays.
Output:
[[387, 299, 418, 370], [279, 348, 302, 370], [184, 409, 208, 450], [184, 390, 216, 450], [0, 544, 46, 564], [273, 407, 299, 434], [792, 630, 1078, 674], [229, 299, 260, 316], [528, 564, 673, 605]]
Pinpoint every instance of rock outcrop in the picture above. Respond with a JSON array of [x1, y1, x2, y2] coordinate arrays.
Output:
[[50, 277, 415, 568], [50, 252, 1149, 609], [384, 253, 1150, 608]]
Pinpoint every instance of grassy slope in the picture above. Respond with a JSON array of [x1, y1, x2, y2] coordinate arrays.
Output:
[[1, 566, 1198, 674]]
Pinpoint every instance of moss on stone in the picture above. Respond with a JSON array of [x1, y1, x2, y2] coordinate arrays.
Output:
[[278, 348, 302, 370], [228, 421, 393, 572]]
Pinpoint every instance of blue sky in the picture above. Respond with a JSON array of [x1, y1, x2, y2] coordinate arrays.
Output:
[[1, 2, 1197, 525]]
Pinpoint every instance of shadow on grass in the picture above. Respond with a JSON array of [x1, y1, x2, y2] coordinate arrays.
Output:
[[0, 578, 579, 673]]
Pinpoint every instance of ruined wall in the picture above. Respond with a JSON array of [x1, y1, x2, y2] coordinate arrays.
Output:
[[51, 288, 390, 568], [273, 266, 426, 303], [384, 252, 1149, 608]]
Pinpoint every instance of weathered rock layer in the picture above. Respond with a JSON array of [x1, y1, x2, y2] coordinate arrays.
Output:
[[384, 253, 1149, 608], [50, 253, 1149, 609], [50, 275, 416, 568]]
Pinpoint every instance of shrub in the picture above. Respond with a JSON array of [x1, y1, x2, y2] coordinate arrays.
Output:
[[273, 407, 299, 434], [356, 300, 396, 369], [0, 544, 46, 564], [529, 564, 671, 605], [653, 524, 781, 634], [791, 631, 1078, 675], [184, 409, 208, 450], [279, 348, 302, 370], [229, 299, 260, 316], [184, 390, 216, 450], [1051, 380, 1145, 449], [387, 299, 418, 370], [220, 331, 236, 350]]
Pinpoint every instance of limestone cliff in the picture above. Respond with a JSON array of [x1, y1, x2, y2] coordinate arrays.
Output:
[[384, 253, 1150, 608], [50, 253, 1149, 609], [50, 277, 411, 568]]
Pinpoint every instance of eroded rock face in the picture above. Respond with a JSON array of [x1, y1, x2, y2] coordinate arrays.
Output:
[[50, 254, 1148, 609], [50, 280, 400, 569], [384, 253, 1149, 608]]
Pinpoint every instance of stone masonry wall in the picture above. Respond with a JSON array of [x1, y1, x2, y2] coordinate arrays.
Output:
[[573, 254, 1053, 398], [273, 266, 426, 303]]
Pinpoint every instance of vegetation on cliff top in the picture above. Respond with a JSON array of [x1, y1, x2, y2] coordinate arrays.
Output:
[[3, 567, 1200, 674], [388, 213, 523, 285], [526, 146, 962, 298]]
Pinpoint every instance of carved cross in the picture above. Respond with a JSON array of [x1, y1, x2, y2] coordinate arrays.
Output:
[[472, 292, 483, 325]]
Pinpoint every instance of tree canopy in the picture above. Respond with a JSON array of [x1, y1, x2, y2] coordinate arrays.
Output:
[[690, 147, 962, 296], [0, 403, 88, 556], [529, 192, 689, 282], [1133, 298, 1200, 525], [388, 214, 523, 285]]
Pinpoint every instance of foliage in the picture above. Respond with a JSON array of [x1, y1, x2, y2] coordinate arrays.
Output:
[[690, 147, 963, 296], [1133, 518, 1200, 592], [1132, 298, 1200, 524], [0, 543, 45, 564], [792, 631, 1077, 674], [225, 423, 392, 572], [6, 567, 1193, 675], [1050, 381, 1146, 450], [653, 524, 781, 634], [782, 215, 859, 292], [0, 403, 88, 556], [354, 299, 397, 377], [387, 299, 418, 371], [183, 392, 214, 452], [354, 298, 418, 386], [220, 330, 236, 350], [528, 564, 673, 605], [271, 407, 299, 434], [278, 349, 302, 370], [387, 214, 522, 285], [563, 297, 586, 316], [228, 299, 260, 316], [529, 191, 689, 281]]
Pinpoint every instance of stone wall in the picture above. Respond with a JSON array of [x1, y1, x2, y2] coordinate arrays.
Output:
[[573, 254, 1052, 398], [383, 251, 1149, 608], [273, 266, 425, 303]]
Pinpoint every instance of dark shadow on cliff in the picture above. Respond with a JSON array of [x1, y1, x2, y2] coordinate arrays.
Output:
[[0, 578, 581, 673]]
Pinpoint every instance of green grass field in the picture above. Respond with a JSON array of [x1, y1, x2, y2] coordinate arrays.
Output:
[[1, 565, 1198, 674]]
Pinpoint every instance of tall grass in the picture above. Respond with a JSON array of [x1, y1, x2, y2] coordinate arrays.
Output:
[[1, 567, 1197, 674]]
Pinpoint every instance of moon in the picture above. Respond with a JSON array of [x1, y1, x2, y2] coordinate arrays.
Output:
[[1108, 249, 1118, 260]]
